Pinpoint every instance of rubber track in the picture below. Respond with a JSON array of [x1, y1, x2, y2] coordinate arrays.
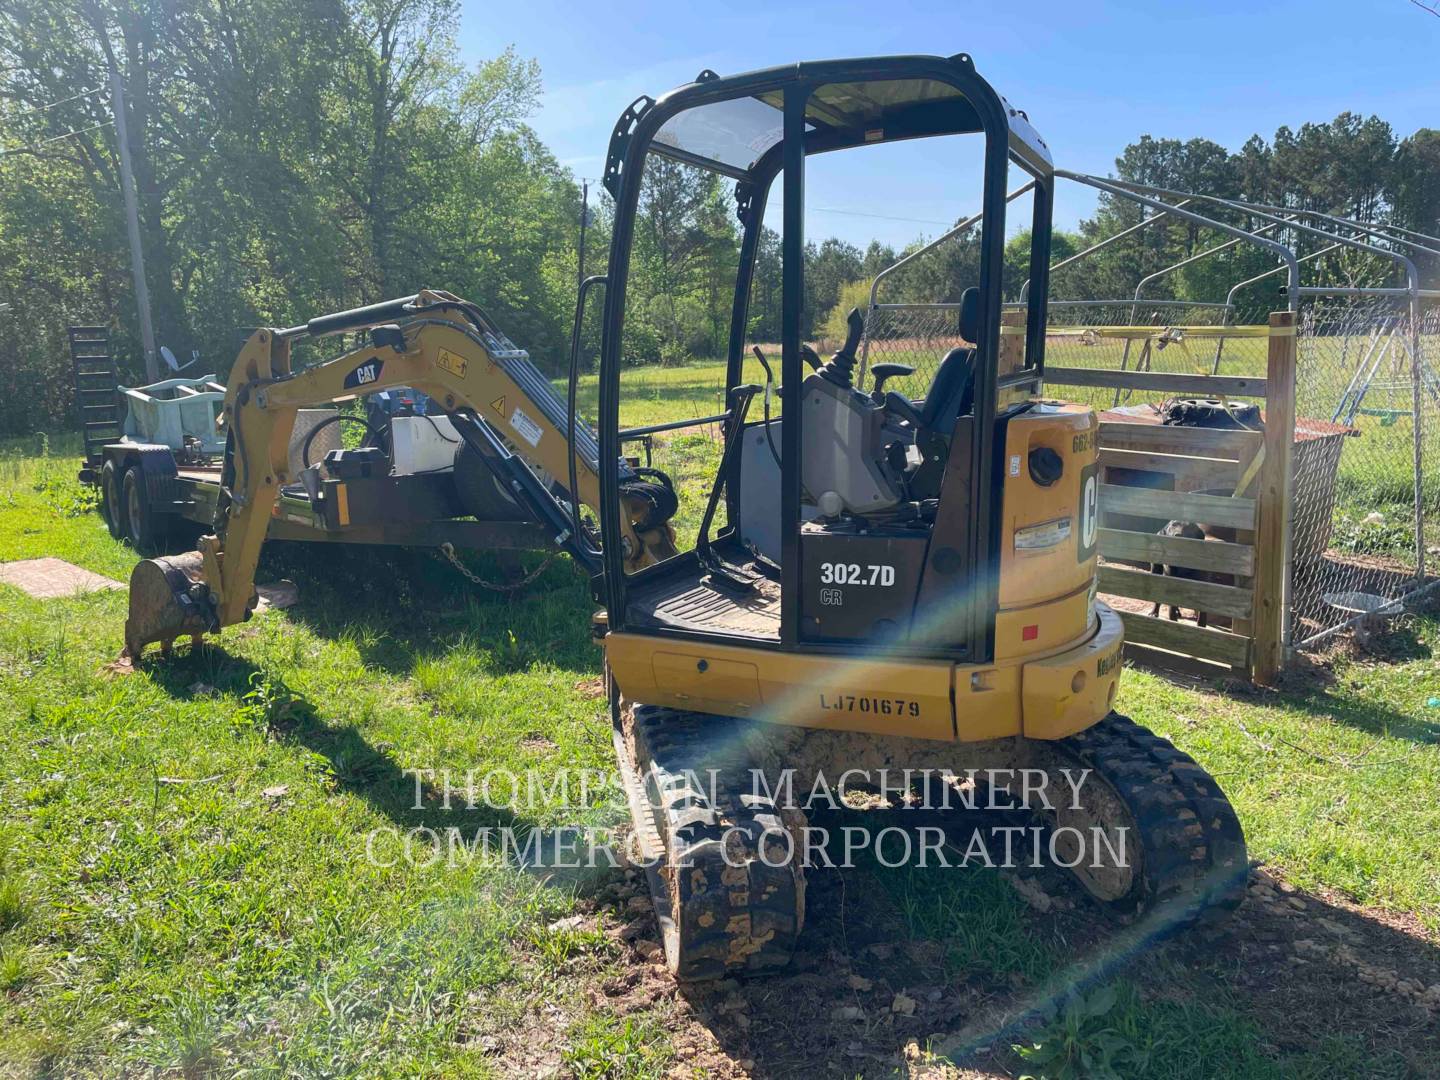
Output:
[[627, 704, 805, 981], [1060, 712, 1248, 931]]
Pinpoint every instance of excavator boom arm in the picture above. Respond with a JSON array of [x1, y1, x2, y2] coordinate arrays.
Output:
[[124, 290, 672, 655]]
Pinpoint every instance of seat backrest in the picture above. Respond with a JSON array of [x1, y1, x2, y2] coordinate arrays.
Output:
[[917, 287, 980, 434], [918, 346, 973, 432], [957, 285, 981, 346]]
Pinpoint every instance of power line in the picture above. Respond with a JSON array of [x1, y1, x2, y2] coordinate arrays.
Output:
[[0, 120, 109, 157], [3, 86, 102, 119], [1409, 0, 1440, 16], [813, 206, 955, 227]]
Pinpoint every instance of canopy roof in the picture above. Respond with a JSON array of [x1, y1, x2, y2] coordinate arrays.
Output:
[[646, 68, 1051, 178]]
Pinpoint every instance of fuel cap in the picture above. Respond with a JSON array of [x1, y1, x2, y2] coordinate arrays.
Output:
[[1028, 446, 1063, 487]]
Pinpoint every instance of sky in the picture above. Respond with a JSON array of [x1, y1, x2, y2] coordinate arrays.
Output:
[[455, 0, 1439, 252]]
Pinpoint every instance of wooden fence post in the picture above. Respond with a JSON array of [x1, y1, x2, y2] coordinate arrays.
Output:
[[1252, 310, 1295, 684], [998, 309, 1026, 408]]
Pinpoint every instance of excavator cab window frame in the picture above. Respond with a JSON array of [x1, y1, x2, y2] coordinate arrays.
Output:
[[596, 55, 1055, 663]]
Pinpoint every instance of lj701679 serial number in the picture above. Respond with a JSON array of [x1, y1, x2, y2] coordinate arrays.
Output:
[[819, 693, 921, 717]]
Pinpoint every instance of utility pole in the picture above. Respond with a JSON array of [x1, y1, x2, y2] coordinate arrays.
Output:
[[109, 65, 158, 381], [578, 179, 589, 288]]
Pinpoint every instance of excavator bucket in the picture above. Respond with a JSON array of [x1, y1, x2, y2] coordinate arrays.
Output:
[[123, 551, 214, 658]]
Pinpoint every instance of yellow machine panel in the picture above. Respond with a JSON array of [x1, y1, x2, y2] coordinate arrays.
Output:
[[606, 632, 957, 741], [996, 403, 1098, 610], [606, 595, 1125, 745], [1021, 603, 1124, 739], [993, 583, 1093, 662]]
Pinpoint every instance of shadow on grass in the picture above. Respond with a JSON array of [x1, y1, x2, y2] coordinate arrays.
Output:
[[1277, 685, 1440, 746], [257, 539, 597, 677], [143, 644, 541, 838], [1119, 633, 1438, 746]]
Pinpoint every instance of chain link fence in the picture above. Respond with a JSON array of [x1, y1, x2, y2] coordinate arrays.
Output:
[[860, 298, 1273, 411], [1038, 300, 1270, 413], [852, 158, 1440, 658], [860, 290, 1437, 653], [858, 302, 969, 402], [1287, 294, 1438, 648]]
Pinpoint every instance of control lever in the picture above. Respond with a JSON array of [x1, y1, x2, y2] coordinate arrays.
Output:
[[750, 345, 775, 385], [751, 346, 783, 467], [696, 384, 762, 593], [816, 309, 864, 388], [869, 362, 915, 402], [800, 344, 822, 372]]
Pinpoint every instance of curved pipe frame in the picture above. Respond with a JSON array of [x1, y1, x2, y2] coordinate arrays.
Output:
[[1220, 198, 1440, 263], [860, 180, 1035, 372], [1019, 199, 1193, 304], [1056, 171, 1302, 308], [1083, 175, 1422, 300]]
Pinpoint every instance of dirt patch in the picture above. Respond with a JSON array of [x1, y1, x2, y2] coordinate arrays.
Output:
[[0, 557, 123, 598], [1213, 869, 1440, 1060], [1098, 592, 1154, 619], [545, 856, 1440, 1079], [573, 675, 607, 700]]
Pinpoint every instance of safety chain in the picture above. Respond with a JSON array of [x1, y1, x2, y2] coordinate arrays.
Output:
[[434, 541, 560, 594]]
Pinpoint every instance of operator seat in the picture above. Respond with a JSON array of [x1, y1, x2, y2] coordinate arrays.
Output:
[[916, 286, 980, 436], [899, 286, 980, 501]]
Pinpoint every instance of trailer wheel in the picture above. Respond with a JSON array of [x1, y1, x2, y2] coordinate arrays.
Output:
[[99, 459, 125, 540], [122, 466, 171, 555]]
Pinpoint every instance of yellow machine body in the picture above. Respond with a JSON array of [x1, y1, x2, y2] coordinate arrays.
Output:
[[603, 403, 1121, 743]]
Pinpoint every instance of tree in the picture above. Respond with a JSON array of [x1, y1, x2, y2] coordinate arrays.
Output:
[[1053, 113, 1428, 310], [1004, 229, 1080, 300], [0, 0, 580, 434], [1, 2, 1431, 438], [1390, 129, 1440, 283], [747, 226, 782, 344], [861, 240, 897, 278], [804, 238, 862, 337], [624, 157, 738, 362]]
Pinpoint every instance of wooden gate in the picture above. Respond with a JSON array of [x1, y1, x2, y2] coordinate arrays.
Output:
[[1043, 311, 1295, 683]]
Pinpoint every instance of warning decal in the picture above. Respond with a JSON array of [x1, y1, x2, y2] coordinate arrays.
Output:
[[436, 348, 468, 378], [489, 395, 506, 416], [509, 406, 543, 448]]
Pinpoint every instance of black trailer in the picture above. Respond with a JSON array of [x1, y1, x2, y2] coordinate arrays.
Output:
[[79, 392, 556, 559]]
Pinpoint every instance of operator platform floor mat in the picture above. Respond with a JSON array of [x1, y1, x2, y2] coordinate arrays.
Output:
[[628, 570, 781, 637]]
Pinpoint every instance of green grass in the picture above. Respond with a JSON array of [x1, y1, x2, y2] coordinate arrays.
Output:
[[1004, 978, 1410, 1080], [1, 410, 1438, 1076], [1128, 665, 1440, 916], [0, 434, 635, 1076], [561, 1014, 672, 1080]]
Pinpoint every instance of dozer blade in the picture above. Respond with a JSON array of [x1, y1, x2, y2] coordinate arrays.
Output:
[[123, 551, 216, 658]]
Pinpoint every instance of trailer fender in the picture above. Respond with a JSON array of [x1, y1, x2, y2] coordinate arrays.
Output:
[[106, 444, 185, 513]]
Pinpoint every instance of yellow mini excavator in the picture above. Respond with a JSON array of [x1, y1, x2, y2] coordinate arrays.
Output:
[[120, 289, 681, 655], [125, 53, 1246, 981]]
